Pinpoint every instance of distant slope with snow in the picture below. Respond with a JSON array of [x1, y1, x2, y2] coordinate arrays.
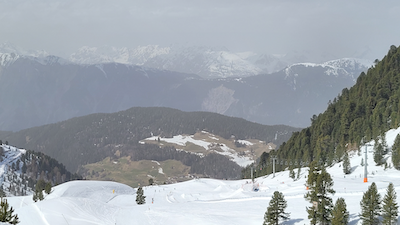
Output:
[[69, 45, 264, 79], [0, 144, 31, 196], [143, 131, 270, 167], [0, 143, 81, 198], [7, 127, 400, 225], [68, 45, 373, 79]]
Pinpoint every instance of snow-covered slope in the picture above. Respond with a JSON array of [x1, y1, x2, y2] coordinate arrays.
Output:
[[0, 144, 33, 196], [0, 43, 69, 67], [283, 58, 372, 92], [69, 45, 263, 79], [6, 127, 400, 225], [143, 133, 256, 167], [69, 45, 171, 65], [0, 53, 20, 67], [285, 58, 372, 79], [68, 44, 374, 79], [0, 42, 49, 59]]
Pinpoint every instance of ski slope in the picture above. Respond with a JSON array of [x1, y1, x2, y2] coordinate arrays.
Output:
[[6, 127, 400, 224]]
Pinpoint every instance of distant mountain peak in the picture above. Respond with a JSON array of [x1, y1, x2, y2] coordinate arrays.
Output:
[[284, 58, 372, 78], [69, 45, 265, 79], [69, 45, 171, 65], [0, 42, 49, 58], [0, 53, 20, 67]]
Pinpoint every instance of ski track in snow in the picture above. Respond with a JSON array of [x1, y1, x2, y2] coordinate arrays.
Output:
[[4, 127, 400, 224], [33, 204, 50, 225]]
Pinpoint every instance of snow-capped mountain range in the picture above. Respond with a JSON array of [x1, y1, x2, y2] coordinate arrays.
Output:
[[0, 42, 373, 80], [0, 43, 68, 67], [0, 42, 374, 131], [283, 58, 373, 91], [68, 45, 373, 79]]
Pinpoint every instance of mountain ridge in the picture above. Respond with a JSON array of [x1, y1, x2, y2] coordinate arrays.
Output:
[[0, 43, 373, 80], [248, 44, 400, 178], [0, 107, 300, 182]]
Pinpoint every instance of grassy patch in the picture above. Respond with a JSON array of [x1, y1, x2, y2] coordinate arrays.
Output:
[[141, 132, 274, 162], [84, 157, 190, 188]]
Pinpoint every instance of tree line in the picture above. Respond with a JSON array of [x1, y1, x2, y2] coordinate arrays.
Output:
[[246, 45, 400, 178], [0, 142, 81, 197], [91, 144, 243, 179], [0, 107, 296, 179]]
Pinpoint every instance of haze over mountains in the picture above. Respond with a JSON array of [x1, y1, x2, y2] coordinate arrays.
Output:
[[69, 44, 372, 79], [0, 43, 372, 131]]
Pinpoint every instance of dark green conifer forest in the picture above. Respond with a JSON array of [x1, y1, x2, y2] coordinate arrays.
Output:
[[245, 45, 400, 178]]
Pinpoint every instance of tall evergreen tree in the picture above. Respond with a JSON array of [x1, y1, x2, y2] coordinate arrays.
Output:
[[289, 169, 295, 180], [382, 183, 398, 225], [392, 134, 400, 169], [342, 151, 351, 174], [296, 166, 301, 180], [136, 186, 146, 205], [381, 135, 389, 155], [331, 197, 349, 225], [44, 182, 52, 195], [305, 161, 335, 225], [360, 182, 381, 225], [0, 187, 5, 198], [0, 198, 19, 224], [263, 191, 290, 225], [374, 141, 384, 166]]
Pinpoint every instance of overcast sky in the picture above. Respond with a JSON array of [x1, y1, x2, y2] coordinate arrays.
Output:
[[1, 0, 399, 60]]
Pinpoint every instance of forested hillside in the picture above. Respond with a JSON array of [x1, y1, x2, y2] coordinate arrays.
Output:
[[246, 45, 400, 177], [0, 143, 81, 197], [0, 107, 299, 180]]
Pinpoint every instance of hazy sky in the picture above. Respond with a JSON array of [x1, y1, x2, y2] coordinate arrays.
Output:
[[1, 0, 399, 59]]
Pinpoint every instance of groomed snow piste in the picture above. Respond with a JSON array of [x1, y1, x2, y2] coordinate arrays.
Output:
[[6, 126, 400, 225]]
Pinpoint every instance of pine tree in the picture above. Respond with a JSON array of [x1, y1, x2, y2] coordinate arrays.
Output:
[[296, 166, 301, 180], [382, 183, 398, 225], [45, 182, 52, 195], [0, 187, 5, 198], [33, 191, 38, 202], [263, 191, 290, 225], [136, 187, 146, 205], [289, 169, 295, 180], [381, 135, 389, 155], [360, 182, 381, 225], [38, 190, 44, 201], [392, 134, 400, 169], [342, 151, 351, 174], [331, 197, 349, 225], [374, 142, 384, 166], [0, 198, 19, 224], [305, 161, 335, 225]]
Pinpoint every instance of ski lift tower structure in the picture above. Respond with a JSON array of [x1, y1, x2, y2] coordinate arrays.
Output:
[[271, 156, 277, 178], [364, 143, 373, 183]]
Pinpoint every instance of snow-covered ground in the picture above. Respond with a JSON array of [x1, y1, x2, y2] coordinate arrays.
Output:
[[0, 144, 32, 196], [5, 127, 400, 224], [144, 134, 254, 167]]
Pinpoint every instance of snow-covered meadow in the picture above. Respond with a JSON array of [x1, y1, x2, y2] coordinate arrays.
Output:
[[144, 132, 255, 167], [4, 127, 400, 224]]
